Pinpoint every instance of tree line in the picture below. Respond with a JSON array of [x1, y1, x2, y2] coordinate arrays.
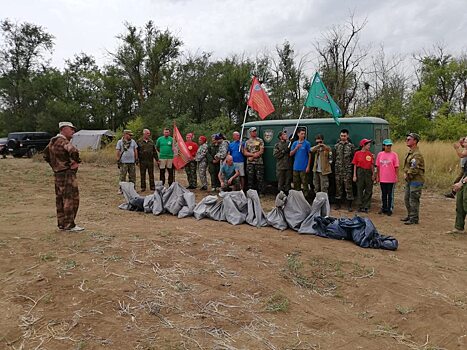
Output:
[[1, 16, 467, 140]]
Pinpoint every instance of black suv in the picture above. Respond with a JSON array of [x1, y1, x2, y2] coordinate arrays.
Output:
[[7, 132, 52, 158]]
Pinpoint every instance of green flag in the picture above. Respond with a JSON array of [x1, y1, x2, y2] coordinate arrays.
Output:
[[304, 72, 342, 125]]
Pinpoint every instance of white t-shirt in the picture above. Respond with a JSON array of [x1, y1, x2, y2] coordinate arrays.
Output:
[[116, 139, 137, 164]]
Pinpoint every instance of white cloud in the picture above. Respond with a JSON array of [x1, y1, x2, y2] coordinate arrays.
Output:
[[2, 0, 466, 70]]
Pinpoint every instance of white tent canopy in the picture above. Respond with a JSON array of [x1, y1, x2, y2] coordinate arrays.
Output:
[[72, 130, 114, 150]]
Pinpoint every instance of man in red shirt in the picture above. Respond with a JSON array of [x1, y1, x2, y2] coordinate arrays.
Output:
[[352, 138, 375, 213], [185, 133, 199, 189]]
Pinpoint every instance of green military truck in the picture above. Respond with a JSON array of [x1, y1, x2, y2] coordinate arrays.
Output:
[[243, 117, 389, 183]]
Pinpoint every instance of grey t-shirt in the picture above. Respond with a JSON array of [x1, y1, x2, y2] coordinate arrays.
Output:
[[116, 139, 138, 164]]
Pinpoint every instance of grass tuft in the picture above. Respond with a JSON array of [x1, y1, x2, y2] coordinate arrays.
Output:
[[265, 291, 289, 313]]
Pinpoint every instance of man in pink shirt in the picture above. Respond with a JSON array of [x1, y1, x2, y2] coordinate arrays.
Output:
[[376, 139, 400, 216]]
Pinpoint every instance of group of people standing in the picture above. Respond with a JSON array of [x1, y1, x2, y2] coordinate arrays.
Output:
[[116, 126, 266, 195], [43, 121, 428, 233], [273, 128, 424, 225]]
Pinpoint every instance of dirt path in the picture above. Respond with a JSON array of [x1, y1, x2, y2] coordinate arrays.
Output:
[[0, 158, 465, 349]]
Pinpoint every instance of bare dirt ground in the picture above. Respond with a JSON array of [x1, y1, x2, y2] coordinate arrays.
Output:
[[0, 158, 466, 350]]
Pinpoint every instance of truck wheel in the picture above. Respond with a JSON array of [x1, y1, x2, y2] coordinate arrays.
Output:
[[27, 147, 37, 158]]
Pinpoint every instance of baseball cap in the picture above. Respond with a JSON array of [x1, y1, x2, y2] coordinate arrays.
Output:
[[407, 132, 420, 141], [278, 130, 286, 139], [59, 121, 76, 130], [248, 127, 257, 133], [359, 138, 372, 147], [123, 129, 133, 135], [382, 139, 393, 146]]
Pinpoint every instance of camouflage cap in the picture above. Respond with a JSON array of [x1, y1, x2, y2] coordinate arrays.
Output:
[[407, 132, 420, 141]]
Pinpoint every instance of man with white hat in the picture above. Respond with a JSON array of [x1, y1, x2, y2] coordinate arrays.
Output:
[[43, 122, 84, 232]]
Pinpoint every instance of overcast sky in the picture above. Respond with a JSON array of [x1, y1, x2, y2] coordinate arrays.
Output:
[[3, 0, 467, 72]]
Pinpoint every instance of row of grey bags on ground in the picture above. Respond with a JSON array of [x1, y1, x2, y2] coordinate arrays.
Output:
[[119, 181, 398, 250]]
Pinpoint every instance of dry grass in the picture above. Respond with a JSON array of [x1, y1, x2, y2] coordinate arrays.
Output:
[[392, 141, 460, 190], [79, 145, 116, 166]]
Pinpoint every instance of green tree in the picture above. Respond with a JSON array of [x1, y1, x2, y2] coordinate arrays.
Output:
[[314, 15, 368, 117], [113, 21, 182, 106], [0, 19, 54, 132]]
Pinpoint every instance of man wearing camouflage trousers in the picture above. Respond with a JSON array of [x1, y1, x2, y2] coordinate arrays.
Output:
[[116, 130, 138, 193], [243, 127, 265, 194], [333, 129, 356, 211], [184, 133, 199, 189], [195, 135, 208, 190], [43, 122, 84, 232], [273, 130, 292, 193], [401, 132, 425, 225]]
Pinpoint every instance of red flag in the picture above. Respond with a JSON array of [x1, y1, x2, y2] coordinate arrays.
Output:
[[247, 76, 275, 119], [172, 123, 191, 170]]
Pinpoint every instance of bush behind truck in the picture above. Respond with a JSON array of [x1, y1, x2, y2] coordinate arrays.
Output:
[[243, 117, 390, 197]]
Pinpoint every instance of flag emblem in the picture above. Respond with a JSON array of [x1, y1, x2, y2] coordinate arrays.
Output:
[[247, 77, 275, 120]]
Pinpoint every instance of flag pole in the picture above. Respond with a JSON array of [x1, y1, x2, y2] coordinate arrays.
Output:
[[288, 105, 306, 148], [239, 104, 249, 151]]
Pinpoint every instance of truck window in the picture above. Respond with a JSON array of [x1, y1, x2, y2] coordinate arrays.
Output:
[[375, 129, 382, 144], [382, 128, 389, 140]]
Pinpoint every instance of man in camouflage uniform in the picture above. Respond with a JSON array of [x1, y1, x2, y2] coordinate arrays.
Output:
[[137, 128, 158, 191], [184, 133, 199, 189], [207, 134, 221, 191], [195, 135, 208, 190], [243, 127, 265, 194], [215, 133, 229, 163], [43, 122, 84, 232], [116, 130, 138, 193], [333, 129, 355, 211], [401, 133, 425, 225], [273, 130, 292, 193]]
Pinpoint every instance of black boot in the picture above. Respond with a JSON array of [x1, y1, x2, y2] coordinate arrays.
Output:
[[347, 200, 353, 212], [334, 199, 341, 210], [160, 169, 166, 185]]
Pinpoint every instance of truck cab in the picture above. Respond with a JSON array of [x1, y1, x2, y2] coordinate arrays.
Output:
[[243, 116, 389, 186]]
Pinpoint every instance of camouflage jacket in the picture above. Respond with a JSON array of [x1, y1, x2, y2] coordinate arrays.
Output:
[[333, 141, 355, 173], [215, 140, 230, 161], [43, 134, 81, 173], [206, 143, 219, 163], [311, 143, 332, 175], [403, 146, 425, 183], [244, 137, 264, 165], [273, 140, 291, 170], [137, 138, 158, 162], [195, 143, 208, 164]]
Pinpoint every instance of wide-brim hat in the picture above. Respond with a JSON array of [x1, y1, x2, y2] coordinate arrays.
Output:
[[59, 121, 76, 130]]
